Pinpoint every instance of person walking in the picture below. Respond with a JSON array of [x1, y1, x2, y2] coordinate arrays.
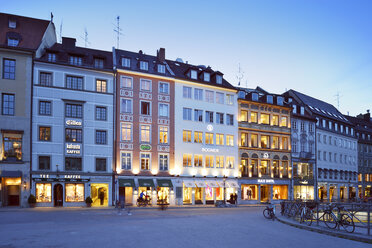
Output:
[[99, 190, 105, 206]]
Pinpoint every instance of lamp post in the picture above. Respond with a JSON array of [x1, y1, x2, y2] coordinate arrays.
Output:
[[223, 176, 227, 204]]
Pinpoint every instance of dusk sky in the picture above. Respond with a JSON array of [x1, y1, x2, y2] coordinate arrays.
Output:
[[3, 0, 371, 116]]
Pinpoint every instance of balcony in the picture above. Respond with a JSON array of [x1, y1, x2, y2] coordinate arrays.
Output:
[[299, 151, 313, 160]]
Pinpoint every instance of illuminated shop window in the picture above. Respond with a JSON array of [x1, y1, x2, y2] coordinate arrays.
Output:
[[36, 183, 52, 202], [272, 185, 288, 200], [241, 185, 258, 200], [260, 113, 270, 125], [65, 183, 84, 202], [2, 133, 22, 161]]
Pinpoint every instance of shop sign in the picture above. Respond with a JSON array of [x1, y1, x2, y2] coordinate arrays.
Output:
[[207, 124, 213, 132], [66, 143, 81, 154], [263, 153, 269, 159], [66, 120, 82, 126], [140, 144, 152, 151], [201, 148, 219, 153], [257, 179, 275, 184]]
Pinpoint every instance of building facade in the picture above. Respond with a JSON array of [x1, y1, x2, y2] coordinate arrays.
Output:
[[288, 90, 358, 201], [238, 87, 292, 204], [0, 13, 55, 207], [31, 37, 114, 207]]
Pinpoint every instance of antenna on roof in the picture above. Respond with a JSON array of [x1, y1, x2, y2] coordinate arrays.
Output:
[[236, 63, 244, 86], [80, 28, 91, 48], [59, 20, 63, 43], [334, 91, 342, 110], [50, 12, 54, 22], [113, 16, 123, 49]]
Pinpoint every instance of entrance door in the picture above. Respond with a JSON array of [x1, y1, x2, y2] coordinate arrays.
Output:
[[7, 185, 20, 206], [260, 185, 270, 202], [54, 184, 63, 207]]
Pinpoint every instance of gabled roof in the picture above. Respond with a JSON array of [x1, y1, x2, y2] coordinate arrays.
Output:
[[0, 12, 50, 51]]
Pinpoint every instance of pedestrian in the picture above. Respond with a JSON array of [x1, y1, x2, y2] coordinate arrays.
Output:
[[229, 194, 233, 204], [99, 190, 105, 205], [234, 193, 238, 206]]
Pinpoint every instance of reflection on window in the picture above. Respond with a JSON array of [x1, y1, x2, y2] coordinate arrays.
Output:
[[65, 184, 84, 202]]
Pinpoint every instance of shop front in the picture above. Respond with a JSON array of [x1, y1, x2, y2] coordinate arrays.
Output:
[[138, 178, 156, 205], [156, 179, 173, 204], [293, 178, 315, 200], [0, 171, 23, 207], [118, 178, 135, 205]]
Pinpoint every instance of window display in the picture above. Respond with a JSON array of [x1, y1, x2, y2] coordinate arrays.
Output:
[[91, 184, 108, 207], [205, 186, 213, 201], [272, 185, 288, 200], [183, 186, 192, 204], [65, 184, 84, 202], [157, 187, 169, 204], [36, 183, 51, 202], [294, 186, 314, 200], [241, 185, 258, 200], [216, 187, 224, 200]]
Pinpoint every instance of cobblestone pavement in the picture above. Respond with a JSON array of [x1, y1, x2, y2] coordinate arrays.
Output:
[[0, 207, 370, 248]]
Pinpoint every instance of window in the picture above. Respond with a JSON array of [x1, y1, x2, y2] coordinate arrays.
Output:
[[206, 133, 214, 144], [121, 123, 132, 141], [194, 88, 203, 100], [190, 70, 197, 79], [240, 110, 248, 122], [2, 134, 22, 161], [96, 79, 107, 92], [40, 72, 52, 86], [159, 154, 168, 171], [65, 128, 82, 142], [65, 157, 82, 171], [69, 56, 82, 66], [272, 115, 279, 126], [159, 103, 169, 118], [329, 121, 332, 130], [7, 38, 19, 47], [277, 97, 284, 106], [241, 133, 247, 146], [293, 141, 297, 152], [292, 105, 297, 114], [140, 101, 151, 115], [251, 134, 258, 147], [301, 122, 305, 131], [226, 94, 234, 105], [183, 108, 192, 120], [96, 158, 107, 171], [194, 109, 203, 122], [120, 98, 132, 113], [309, 123, 314, 132], [272, 136, 279, 149], [226, 135, 234, 146], [300, 107, 305, 115], [323, 151, 327, 161], [226, 157, 234, 169], [216, 134, 224, 145], [47, 53, 56, 62], [266, 95, 273, 104], [36, 183, 51, 202], [216, 113, 224, 124], [120, 76, 132, 88], [94, 58, 104, 68], [38, 156, 50, 170], [216, 92, 224, 104], [183, 130, 192, 142], [250, 112, 258, 123], [206, 155, 214, 168], [194, 155, 203, 167], [95, 130, 107, 144], [183, 154, 192, 167], [252, 93, 259, 101], [260, 135, 270, 149], [216, 75, 222, 84], [183, 86, 192, 98], [159, 126, 168, 144], [194, 131, 203, 143], [121, 152, 132, 170], [282, 137, 289, 150], [280, 116, 288, 127], [66, 76, 83, 90], [205, 90, 214, 103], [140, 125, 151, 143], [8, 20, 16, 28], [158, 64, 166, 74], [140, 79, 151, 91], [122, 57, 131, 67], [216, 156, 224, 168], [39, 126, 51, 141], [95, 106, 106, 120], [206, 111, 213, 123], [140, 153, 151, 170], [260, 113, 270, 125], [226, 114, 234, 125], [3, 59, 16, 79], [65, 183, 84, 202], [38, 101, 51, 116], [159, 82, 169, 94], [203, 72, 210, 82], [65, 104, 82, 118], [140, 61, 148, 70]]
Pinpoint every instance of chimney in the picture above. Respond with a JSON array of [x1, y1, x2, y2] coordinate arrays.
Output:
[[157, 48, 165, 62], [364, 110, 371, 121], [62, 37, 76, 48]]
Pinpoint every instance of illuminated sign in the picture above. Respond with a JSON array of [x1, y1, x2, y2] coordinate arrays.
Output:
[[201, 148, 219, 153], [300, 180, 308, 185], [207, 124, 213, 132], [66, 144, 81, 154], [257, 179, 275, 184], [140, 144, 152, 151], [64, 175, 81, 179], [66, 120, 82, 126], [263, 153, 269, 159]]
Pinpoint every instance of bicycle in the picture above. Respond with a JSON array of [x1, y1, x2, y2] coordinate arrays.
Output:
[[263, 203, 275, 220], [299, 201, 317, 226], [319, 204, 355, 233]]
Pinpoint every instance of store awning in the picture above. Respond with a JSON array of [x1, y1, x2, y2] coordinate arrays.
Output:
[[119, 179, 135, 187], [172, 178, 183, 187], [206, 181, 219, 188], [195, 180, 207, 188], [183, 180, 195, 188], [138, 179, 155, 188], [0, 170, 22, 178], [157, 179, 173, 188], [225, 180, 239, 188]]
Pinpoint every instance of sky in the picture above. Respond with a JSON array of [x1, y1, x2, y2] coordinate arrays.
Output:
[[2, 0, 371, 116]]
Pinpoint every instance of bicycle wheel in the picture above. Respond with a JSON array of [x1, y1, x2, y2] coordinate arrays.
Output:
[[305, 209, 313, 226], [340, 214, 355, 233], [263, 209, 272, 219], [323, 212, 337, 229]]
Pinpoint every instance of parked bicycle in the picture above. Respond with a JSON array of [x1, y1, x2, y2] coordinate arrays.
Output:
[[299, 201, 317, 226], [320, 204, 355, 233], [263, 203, 275, 220]]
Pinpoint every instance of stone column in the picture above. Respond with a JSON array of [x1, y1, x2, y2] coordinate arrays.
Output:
[[202, 188, 206, 205], [192, 188, 195, 205], [327, 184, 330, 202], [213, 188, 216, 203], [346, 186, 349, 200], [258, 184, 261, 202]]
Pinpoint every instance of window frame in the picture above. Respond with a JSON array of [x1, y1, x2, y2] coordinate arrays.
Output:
[[2, 58, 16, 80], [95, 106, 107, 121], [95, 130, 107, 145], [95, 158, 107, 172], [39, 126, 52, 142]]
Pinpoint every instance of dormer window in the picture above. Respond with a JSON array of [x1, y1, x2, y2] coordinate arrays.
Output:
[[94, 58, 104, 68], [300, 106, 305, 115], [203, 72, 210, 82], [277, 96, 284, 106], [158, 64, 165, 74], [8, 20, 16, 28], [216, 75, 222, 84], [292, 105, 297, 114], [122, 57, 130, 68], [266, 95, 273, 104], [7, 38, 19, 47], [69, 56, 82, 66], [252, 93, 258, 101], [190, 70, 197, 79], [48, 53, 56, 62], [140, 61, 148, 71]]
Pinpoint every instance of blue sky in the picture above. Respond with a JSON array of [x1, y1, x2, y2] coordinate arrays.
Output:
[[3, 0, 371, 116]]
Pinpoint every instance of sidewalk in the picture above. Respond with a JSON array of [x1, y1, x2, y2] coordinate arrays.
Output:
[[276, 215, 372, 244]]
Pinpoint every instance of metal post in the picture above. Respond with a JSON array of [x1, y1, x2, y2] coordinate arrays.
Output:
[[223, 177, 226, 204], [368, 203, 371, 236], [316, 202, 319, 226]]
